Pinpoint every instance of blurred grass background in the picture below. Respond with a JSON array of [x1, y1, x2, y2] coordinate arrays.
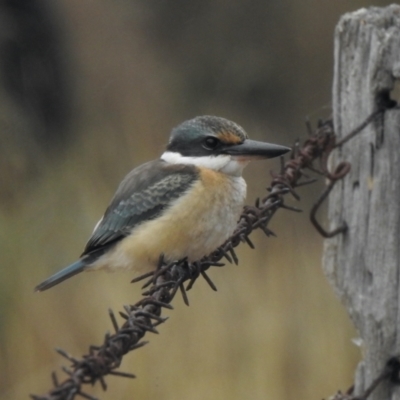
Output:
[[0, 1, 393, 399]]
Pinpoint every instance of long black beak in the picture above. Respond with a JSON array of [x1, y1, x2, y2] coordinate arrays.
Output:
[[222, 139, 291, 159]]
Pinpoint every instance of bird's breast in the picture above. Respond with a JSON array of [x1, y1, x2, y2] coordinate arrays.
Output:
[[92, 169, 246, 272]]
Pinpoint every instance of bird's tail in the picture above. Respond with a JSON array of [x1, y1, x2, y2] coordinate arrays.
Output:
[[34, 259, 86, 292]]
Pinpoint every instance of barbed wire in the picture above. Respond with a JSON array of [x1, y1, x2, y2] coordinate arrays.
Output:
[[327, 356, 400, 400], [31, 108, 388, 400]]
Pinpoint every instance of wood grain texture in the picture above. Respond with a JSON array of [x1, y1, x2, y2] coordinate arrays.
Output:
[[324, 5, 400, 399]]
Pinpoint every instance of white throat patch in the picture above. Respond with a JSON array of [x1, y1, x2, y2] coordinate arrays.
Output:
[[161, 151, 248, 177]]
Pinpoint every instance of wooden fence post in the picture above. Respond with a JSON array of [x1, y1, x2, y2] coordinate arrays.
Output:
[[324, 5, 400, 399]]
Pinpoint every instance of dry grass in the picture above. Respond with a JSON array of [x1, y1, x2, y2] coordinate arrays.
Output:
[[0, 1, 370, 398]]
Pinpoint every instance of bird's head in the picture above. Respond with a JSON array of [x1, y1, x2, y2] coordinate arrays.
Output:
[[161, 116, 290, 176]]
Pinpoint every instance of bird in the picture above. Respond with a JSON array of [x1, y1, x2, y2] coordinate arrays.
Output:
[[35, 116, 290, 292]]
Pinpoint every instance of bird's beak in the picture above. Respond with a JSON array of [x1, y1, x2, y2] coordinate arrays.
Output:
[[222, 139, 291, 160]]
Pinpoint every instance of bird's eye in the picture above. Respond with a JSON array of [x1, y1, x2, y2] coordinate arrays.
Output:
[[203, 136, 220, 150]]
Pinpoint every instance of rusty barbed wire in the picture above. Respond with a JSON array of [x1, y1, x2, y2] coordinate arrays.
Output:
[[31, 109, 386, 400], [327, 356, 400, 400]]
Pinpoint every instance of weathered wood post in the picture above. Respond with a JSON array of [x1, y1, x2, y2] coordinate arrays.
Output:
[[324, 5, 400, 400]]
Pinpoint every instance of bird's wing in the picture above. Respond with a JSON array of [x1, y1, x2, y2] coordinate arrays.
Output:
[[82, 159, 199, 256]]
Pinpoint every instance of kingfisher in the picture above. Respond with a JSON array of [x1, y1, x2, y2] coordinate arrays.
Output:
[[35, 116, 290, 292]]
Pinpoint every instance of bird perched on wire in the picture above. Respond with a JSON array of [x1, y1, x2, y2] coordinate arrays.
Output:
[[35, 116, 290, 292]]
